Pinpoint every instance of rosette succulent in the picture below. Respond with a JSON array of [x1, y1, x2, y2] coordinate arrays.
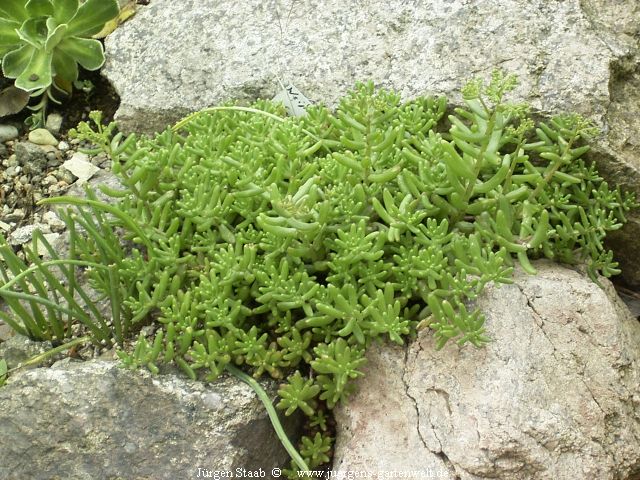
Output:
[[0, 0, 119, 124]]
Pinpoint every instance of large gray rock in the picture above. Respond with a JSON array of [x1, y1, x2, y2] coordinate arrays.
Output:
[[103, 0, 640, 285], [0, 360, 301, 480], [333, 262, 640, 480], [103, 0, 635, 133], [0, 334, 52, 369]]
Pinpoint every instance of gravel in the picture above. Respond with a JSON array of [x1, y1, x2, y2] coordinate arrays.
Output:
[[0, 122, 111, 257]]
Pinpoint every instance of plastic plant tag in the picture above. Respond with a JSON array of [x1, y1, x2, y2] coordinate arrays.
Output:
[[273, 83, 312, 117]]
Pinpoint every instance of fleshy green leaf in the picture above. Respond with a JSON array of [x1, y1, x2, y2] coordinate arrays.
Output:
[[45, 22, 67, 52], [14, 46, 53, 91], [51, 46, 77, 83], [0, 18, 21, 47], [65, 0, 119, 37], [16, 17, 48, 48], [52, 0, 79, 24], [2, 43, 34, 78], [26, 0, 54, 17], [0, 0, 30, 23], [58, 36, 104, 70]]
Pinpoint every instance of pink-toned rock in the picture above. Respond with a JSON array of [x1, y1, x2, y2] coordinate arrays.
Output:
[[334, 261, 640, 480]]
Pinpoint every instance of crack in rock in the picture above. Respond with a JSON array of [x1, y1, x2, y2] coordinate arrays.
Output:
[[402, 343, 460, 480], [402, 345, 429, 452], [516, 283, 609, 423]]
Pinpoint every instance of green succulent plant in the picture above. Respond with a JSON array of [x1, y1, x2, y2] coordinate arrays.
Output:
[[0, 0, 119, 126], [0, 72, 636, 475]]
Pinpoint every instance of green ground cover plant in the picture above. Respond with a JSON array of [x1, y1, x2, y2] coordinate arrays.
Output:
[[0, 71, 636, 472]]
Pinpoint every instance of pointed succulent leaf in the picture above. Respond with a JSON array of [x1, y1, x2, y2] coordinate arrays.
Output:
[[300, 433, 332, 468], [277, 371, 320, 416], [65, 0, 119, 37]]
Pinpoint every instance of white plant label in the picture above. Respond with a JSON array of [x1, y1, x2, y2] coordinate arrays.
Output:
[[273, 83, 312, 117]]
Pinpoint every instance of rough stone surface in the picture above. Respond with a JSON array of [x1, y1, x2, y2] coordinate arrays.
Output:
[[103, 0, 632, 133], [7, 223, 48, 246], [334, 261, 640, 480], [0, 124, 19, 143], [103, 0, 640, 285], [14, 141, 47, 175], [0, 335, 52, 370], [0, 322, 14, 342], [0, 359, 302, 480]]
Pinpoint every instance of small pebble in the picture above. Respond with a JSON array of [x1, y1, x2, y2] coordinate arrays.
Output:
[[57, 141, 70, 152], [46, 151, 62, 168], [35, 233, 61, 256], [14, 142, 47, 173], [62, 152, 99, 183], [1, 208, 25, 222], [43, 211, 66, 232], [140, 326, 155, 337], [55, 169, 76, 184], [0, 124, 19, 143], [8, 224, 47, 246], [28, 128, 59, 146], [42, 175, 57, 187], [39, 144, 58, 154], [45, 113, 63, 134]]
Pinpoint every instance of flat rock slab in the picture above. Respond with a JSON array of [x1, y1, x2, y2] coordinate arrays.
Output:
[[0, 360, 300, 480], [333, 262, 640, 480], [103, 0, 640, 286]]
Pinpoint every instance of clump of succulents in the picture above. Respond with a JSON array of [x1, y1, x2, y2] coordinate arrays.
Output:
[[0, 71, 635, 472]]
